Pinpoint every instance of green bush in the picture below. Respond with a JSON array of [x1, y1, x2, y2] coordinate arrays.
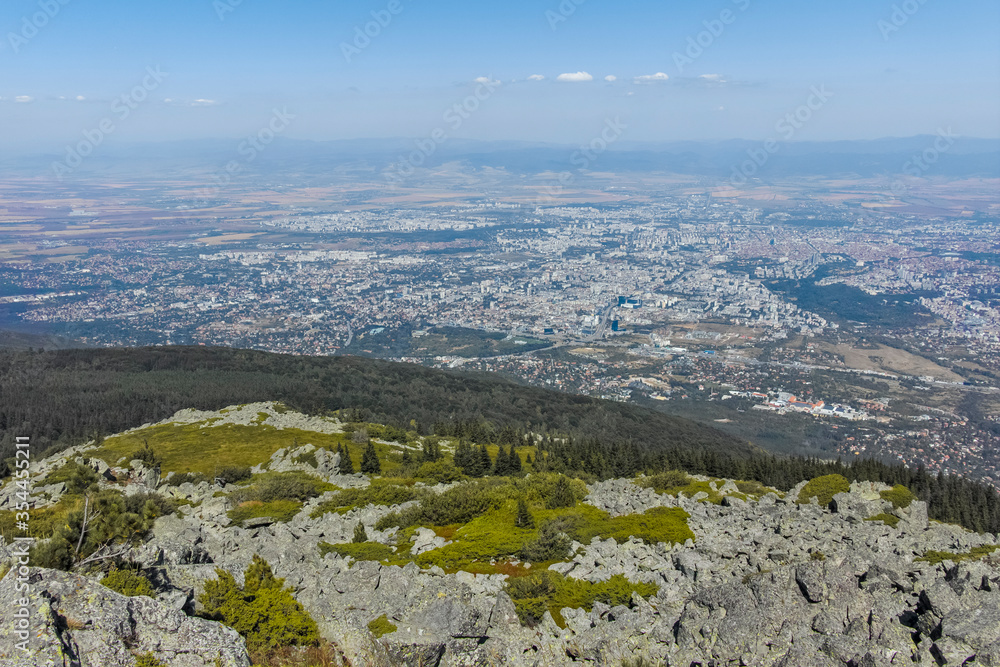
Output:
[[101, 567, 155, 597], [520, 518, 572, 562], [416, 460, 465, 484], [367, 614, 397, 638], [30, 490, 157, 570], [639, 470, 690, 494], [123, 491, 177, 518], [229, 472, 330, 505], [376, 479, 504, 531], [311, 482, 422, 518], [293, 450, 318, 468], [916, 545, 1000, 566], [880, 485, 916, 509], [318, 541, 395, 562], [216, 466, 253, 485], [200, 555, 319, 652], [505, 571, 658, 627], [41, 462, 99, 495], [134, 653, 167, 667], [797, 475, 851, 507], [228, 499, 303, 526], [353, 522, 368, 543], [579, 507, 694, 546], [130, 443, 160, 468], [546, 476, 577, 509], [164, 471, 209, 487]]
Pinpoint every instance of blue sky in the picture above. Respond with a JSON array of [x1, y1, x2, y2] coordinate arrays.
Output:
[[1, 0, 998, 149]]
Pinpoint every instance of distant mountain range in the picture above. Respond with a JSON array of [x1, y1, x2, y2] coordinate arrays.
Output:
[[3, 136, 998, 181]]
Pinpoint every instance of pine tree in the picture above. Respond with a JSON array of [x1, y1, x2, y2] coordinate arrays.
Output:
[[509, 447, 522, 473], [338, 443, 355, 474], [493, 446, 509, 476], [478, 445, 492, 476], [547, 476, 576, 509], [353, 522, 368, 543], [361, 440, 381, 475], [515, 497, 535, 528]]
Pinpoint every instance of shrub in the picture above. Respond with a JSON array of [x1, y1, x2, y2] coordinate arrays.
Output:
[[30, 489, 156, 570], [579, 507, 694, 546], [810, 551, 826, 562], [130, 442, 160, 468], [123, 491, 177, 518], [200, 556, 319, 652], [880, 485, 916, 509], [416, 460, 465, 484], [353, 522, 368, 544], [520, 518, 572, 562], [797, 475, 850, 507], [916, 545, 1000, 566], [228, 499, 303, 526], [515, 498, 535, 529], [319, 541, 395, 562], [639, 470, 690, 494], [865, 513, 901, 528], [102, 567, 155, 597], [311, 482, 422, 518], [546, 477, 577, 509], [376, 479, 502, 531], [40, 462, 100, 495], [164, 472, 209, 487], [134, 653, 167, 667], [229, 472, 329, 505], [216, 466, 252, 485], [294, 450, 318, 468], [505, 571, 658, 627], [367, 614, 397, 638]]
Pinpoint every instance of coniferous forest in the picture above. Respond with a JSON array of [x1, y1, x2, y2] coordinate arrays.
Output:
[[2, 346, 998, 533]]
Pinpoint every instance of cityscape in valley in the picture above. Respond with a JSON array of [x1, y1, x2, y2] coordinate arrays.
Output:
[[3, 156, 999, 487]]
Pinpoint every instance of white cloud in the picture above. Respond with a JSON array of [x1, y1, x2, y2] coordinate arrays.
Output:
[[700, 74, 724, 82], [190, 99, 220, 107], [76, 95, 86, 101], [527, 74, 546, 81], [474, 76, 500, 86], [14, 95, 34, 103], [556, 71, 593, 83], [604, 75, 617, 82], [633, 72, 670, 84]]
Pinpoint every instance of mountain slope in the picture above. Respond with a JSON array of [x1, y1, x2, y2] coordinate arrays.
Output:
[[0, 346, 754, 462]]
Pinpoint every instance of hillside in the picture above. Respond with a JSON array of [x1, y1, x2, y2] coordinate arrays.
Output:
[[0, 345, 754, 463], [1, 403, 998, 667]]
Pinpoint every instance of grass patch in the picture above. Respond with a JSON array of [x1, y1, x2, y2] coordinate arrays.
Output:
[[85, 422, 353, 476], [310, 481, 422, 518], [0, 495, 83, 543], [229, 471, 334, 505], [102, 567, 155, 597], [228, 499, 303, 526], [866, 513, 901, 528], [916, 545, 1000, 566], [367, 614, 397, 638], [318, 541, 396, 562], [505, 571, 658, 627], [880, 485, 916, 509], [797, 474, 850, 507]]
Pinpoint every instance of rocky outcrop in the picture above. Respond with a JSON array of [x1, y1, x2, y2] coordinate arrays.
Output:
[[0, 567, 250, 667]]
